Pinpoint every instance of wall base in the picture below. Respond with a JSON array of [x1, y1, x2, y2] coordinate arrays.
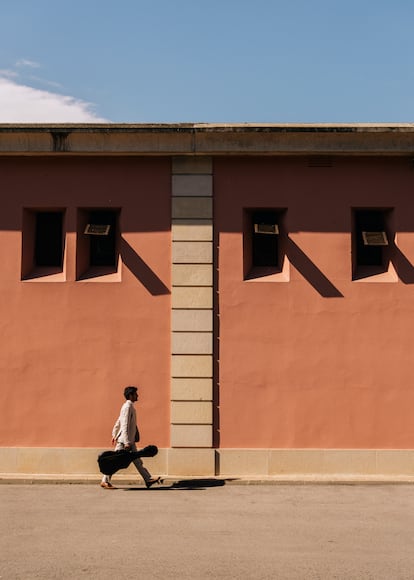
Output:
[[1, 448, 414, 480]]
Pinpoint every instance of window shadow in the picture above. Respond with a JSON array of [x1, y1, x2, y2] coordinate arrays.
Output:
[[120, 237, 170, 295], [391, 245, 414, 284], [285, 238, 344, 298]]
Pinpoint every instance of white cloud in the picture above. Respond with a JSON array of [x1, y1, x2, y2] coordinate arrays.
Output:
[[28, 75, 63, 89], [0, 77, 109, 122], [0, 69, 18, 79], [16, 59, 41, 69]]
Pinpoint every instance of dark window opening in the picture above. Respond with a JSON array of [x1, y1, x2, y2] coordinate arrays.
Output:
[[35, 212, 63, 267], [243, 208, 287, 280], [354, 210, 388, 267], [86, 211, 117, 267], [252, 210, 280, 268], [352, 208, 394, 280]]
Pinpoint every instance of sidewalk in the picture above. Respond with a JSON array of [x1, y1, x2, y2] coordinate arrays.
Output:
[[2, 482, 414, 579]]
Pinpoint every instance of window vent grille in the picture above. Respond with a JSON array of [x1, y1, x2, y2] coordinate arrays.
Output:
[[362, 231, 388, 246], [254, 223, 279, 235], [84, 224, 111, 236]]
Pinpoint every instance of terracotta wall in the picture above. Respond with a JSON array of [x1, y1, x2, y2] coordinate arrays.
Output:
[[215, 156, 414, 449], [0, 156, 171, 448]]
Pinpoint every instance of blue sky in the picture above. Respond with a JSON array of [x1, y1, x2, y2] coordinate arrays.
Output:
[[1, 0, 414, 123]]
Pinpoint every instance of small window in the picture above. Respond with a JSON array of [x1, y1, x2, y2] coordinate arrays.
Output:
[[21, 209, 65, 280], [77, 208, 120, 280], [35, 212, 64, 267], [244, 209, 289, 281], [86, 211, 117, 267], [354, 210, 389, 267], [252, 210, 280, 268], [352, 208, 395, 280]]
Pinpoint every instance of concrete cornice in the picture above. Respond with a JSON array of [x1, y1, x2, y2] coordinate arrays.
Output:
[[1, 123, 414, 155]]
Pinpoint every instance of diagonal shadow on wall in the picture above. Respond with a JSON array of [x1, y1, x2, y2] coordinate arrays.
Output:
[[390, 245, 414, 284], [285, 238, 344, 298], [120, 238, 170, 296]]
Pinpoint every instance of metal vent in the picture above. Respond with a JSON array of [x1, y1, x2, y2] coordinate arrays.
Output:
[[307, 156, 333, 168], [84, 224, 111, 236], [254, 223, 279, 235], [362, 231, 388, 246]]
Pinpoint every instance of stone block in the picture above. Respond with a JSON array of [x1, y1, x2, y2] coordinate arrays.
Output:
[[172, 355, 213, 377], [172, 197, 212, 219], [172, 264, 213, 287], [172, 221, 213, 241], [171, 378, 213, 401], [172, 332, 213, 354], [167, 448, 215, 476], [172, 175, 213, 197], [171, 425, 213, 448], [172, 309, 213, 332], [172, 287, 213, 309], [376, 450, 414, 475], [172, 241, 212, 264], [172, 156, 213, 175], [269, 450, 324, 475], [323, 450, 377, 475], [218, 450, 269, 476], [171, 401, 213, 424]]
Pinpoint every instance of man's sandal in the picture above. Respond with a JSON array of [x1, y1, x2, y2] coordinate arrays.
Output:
[[145, 477, 162, 489], [100, 482, 117, 490]]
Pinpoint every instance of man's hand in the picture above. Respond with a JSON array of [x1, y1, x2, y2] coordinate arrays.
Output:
[[124, 444, 131, 450]]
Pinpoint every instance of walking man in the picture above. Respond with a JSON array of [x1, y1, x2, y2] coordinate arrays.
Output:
[[100, 385, 160, 489]]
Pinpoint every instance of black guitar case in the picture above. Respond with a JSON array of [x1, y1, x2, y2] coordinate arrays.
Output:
[[98, 445, 158, 476]]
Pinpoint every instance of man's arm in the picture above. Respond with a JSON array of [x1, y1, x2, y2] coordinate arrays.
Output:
[[111, 417, 120, 444], [119, 403, 133, 447]]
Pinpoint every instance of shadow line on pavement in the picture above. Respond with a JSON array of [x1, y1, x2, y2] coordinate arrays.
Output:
[[122, 478, 237, 491]]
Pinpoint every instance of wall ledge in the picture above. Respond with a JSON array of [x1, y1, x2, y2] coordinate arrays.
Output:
[[2, 448, 414, 479]]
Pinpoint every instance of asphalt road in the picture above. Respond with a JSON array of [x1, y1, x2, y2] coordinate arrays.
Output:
[[1, 481, 414, 579]]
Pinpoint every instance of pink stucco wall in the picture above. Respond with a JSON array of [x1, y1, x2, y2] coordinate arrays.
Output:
[[0, 156, 171, 448], [215, 156, 414, 449]]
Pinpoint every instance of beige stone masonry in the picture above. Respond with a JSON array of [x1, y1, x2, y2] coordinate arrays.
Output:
[[171, 355, 213, 378], [171, 156, 214, 448], [171, 401, 213, 424], [219, 450, 270, 476], [171, 425, 213, 448], [172, 175, 213, 197], [375, 450, 414, 475], [218, 449, 414, 477], [172, 287, 213, 309], [0, 447, 167, 477], [172, 310, 213, 332], [172, 332, 213, 355], [168, 448, 215, 476], [172, 265, 213, 287], [172, 221, 213, 241], [172, 197, 212, 220], [171, 156, 213, 175], [171, 378, 213, 401], [172, 242, 212, 263], [2, 447, 414, 479]]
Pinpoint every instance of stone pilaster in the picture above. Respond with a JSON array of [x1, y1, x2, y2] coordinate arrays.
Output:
[[171, 157, 213, 448]]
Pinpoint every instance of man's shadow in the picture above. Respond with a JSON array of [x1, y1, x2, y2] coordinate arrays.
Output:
[[123, 478, 235, 491]]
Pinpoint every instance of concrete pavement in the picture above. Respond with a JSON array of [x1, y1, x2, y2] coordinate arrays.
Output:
[[1, 481, 414, 579]]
